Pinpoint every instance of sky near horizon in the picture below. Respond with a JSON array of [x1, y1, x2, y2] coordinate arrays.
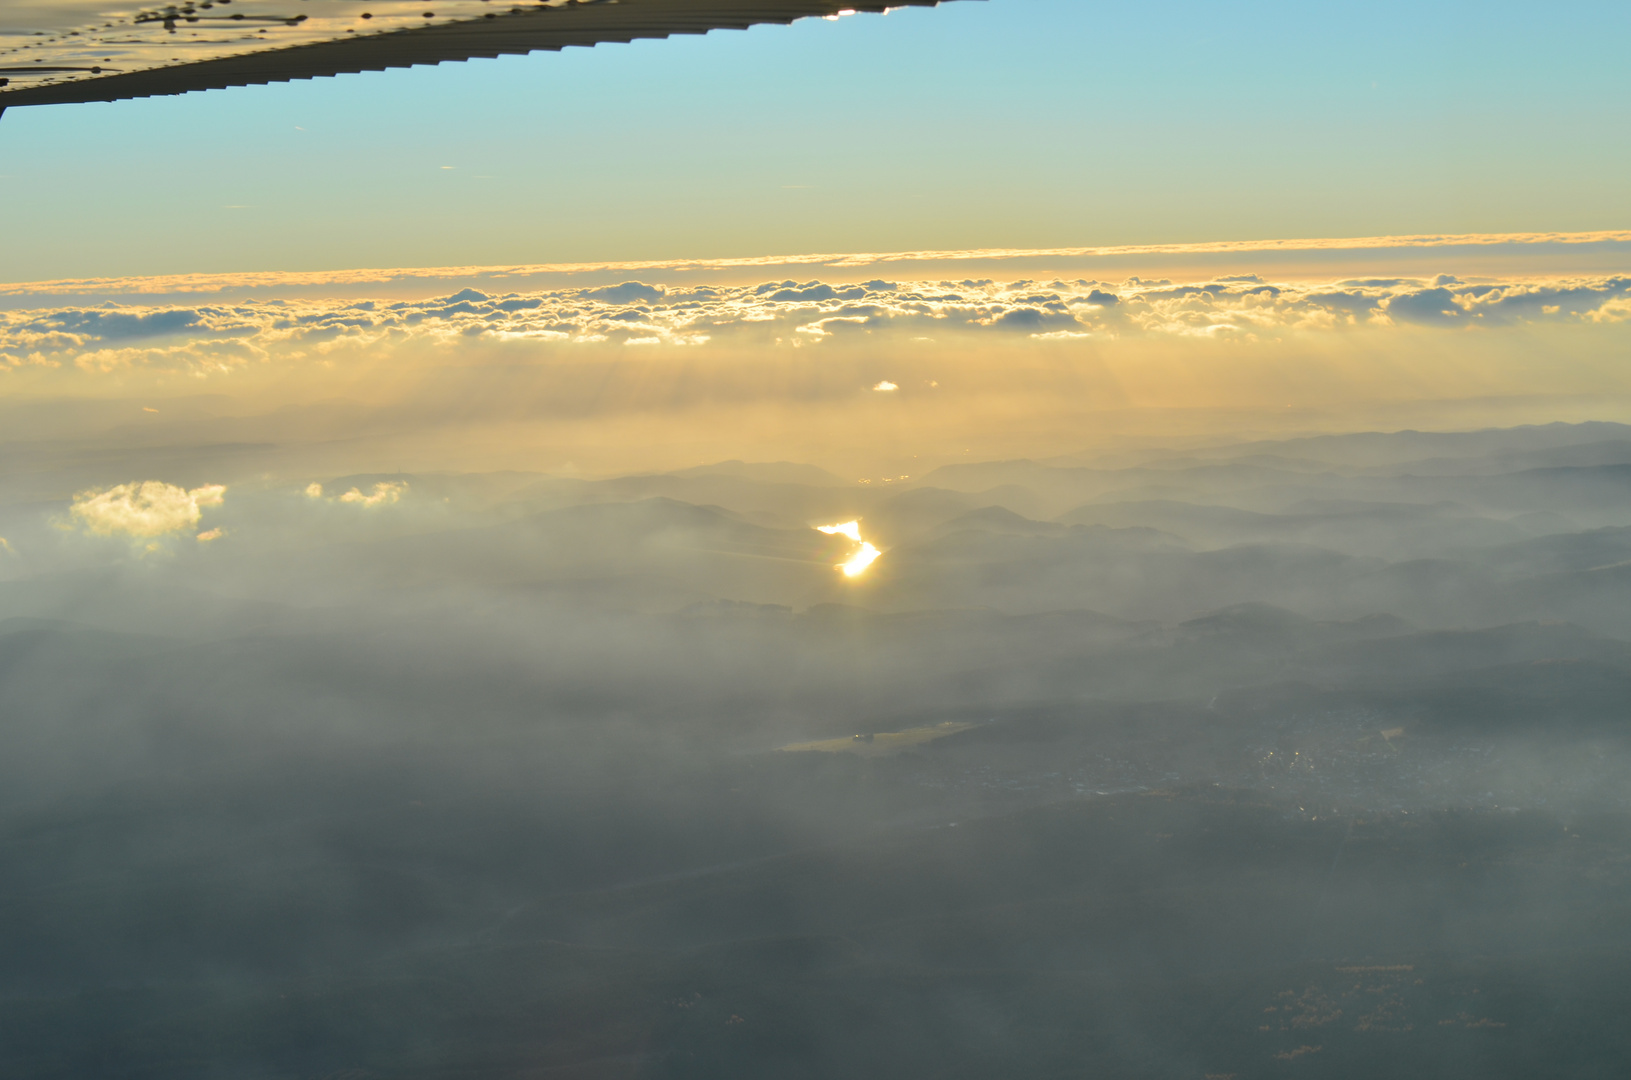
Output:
[[0, 0, 1628, 494], [1, 0, 1629, 281]]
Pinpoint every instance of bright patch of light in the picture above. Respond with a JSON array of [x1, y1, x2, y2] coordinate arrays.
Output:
[[817, 520, 862, 542], [841, 542, 881, 577], [816, 521, 881, 578], [873, 380, 899, 392]]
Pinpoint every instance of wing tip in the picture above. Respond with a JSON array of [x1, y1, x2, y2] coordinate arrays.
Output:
[[0, 0, 964, 111]]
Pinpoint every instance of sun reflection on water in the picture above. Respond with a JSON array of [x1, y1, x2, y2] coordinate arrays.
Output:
[[816, 521, 882, 578], [817, 521, 862, 543]]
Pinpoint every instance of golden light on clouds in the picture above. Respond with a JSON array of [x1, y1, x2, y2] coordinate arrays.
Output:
[[817, 521, 882, 578], [307, 481, 407, 506], [339, 482, 408, 508], [69, 481, 225, 539], [6, 263, 1631, 485]]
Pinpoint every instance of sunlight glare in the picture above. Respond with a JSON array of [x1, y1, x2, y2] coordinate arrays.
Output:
[[841, 542, 882, 578], [817, 521, 862, 542], [816, 521, 881, 577]]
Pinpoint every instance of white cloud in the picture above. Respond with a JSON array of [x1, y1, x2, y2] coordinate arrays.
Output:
[[1589, 296, 1631, 323], [70, 481, 225, 539], [339, 481, 407, 508]]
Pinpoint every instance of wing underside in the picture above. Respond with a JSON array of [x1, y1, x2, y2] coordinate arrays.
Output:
[[0, 0, 958, 110]]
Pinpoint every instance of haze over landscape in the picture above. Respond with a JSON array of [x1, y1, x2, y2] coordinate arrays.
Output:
[[3, 1, 1631, 1077]]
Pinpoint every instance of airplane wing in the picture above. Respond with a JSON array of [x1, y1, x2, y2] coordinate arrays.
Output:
[[0, 0, 964, 112]]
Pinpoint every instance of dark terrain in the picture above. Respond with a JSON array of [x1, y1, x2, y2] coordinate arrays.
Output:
[[6, 422, 1631, 1078]]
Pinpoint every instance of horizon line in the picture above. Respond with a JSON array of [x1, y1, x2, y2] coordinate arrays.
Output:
[[4, 229, 1629, 297]]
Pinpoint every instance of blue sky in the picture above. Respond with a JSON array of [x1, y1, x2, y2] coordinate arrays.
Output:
[[0, 0, 1627, 280]]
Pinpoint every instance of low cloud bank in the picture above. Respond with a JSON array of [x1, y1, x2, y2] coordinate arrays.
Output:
[[2, 273, 1627, 378]]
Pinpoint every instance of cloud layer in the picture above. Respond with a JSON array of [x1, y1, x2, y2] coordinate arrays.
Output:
[[3, 272, 1628, 378]]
